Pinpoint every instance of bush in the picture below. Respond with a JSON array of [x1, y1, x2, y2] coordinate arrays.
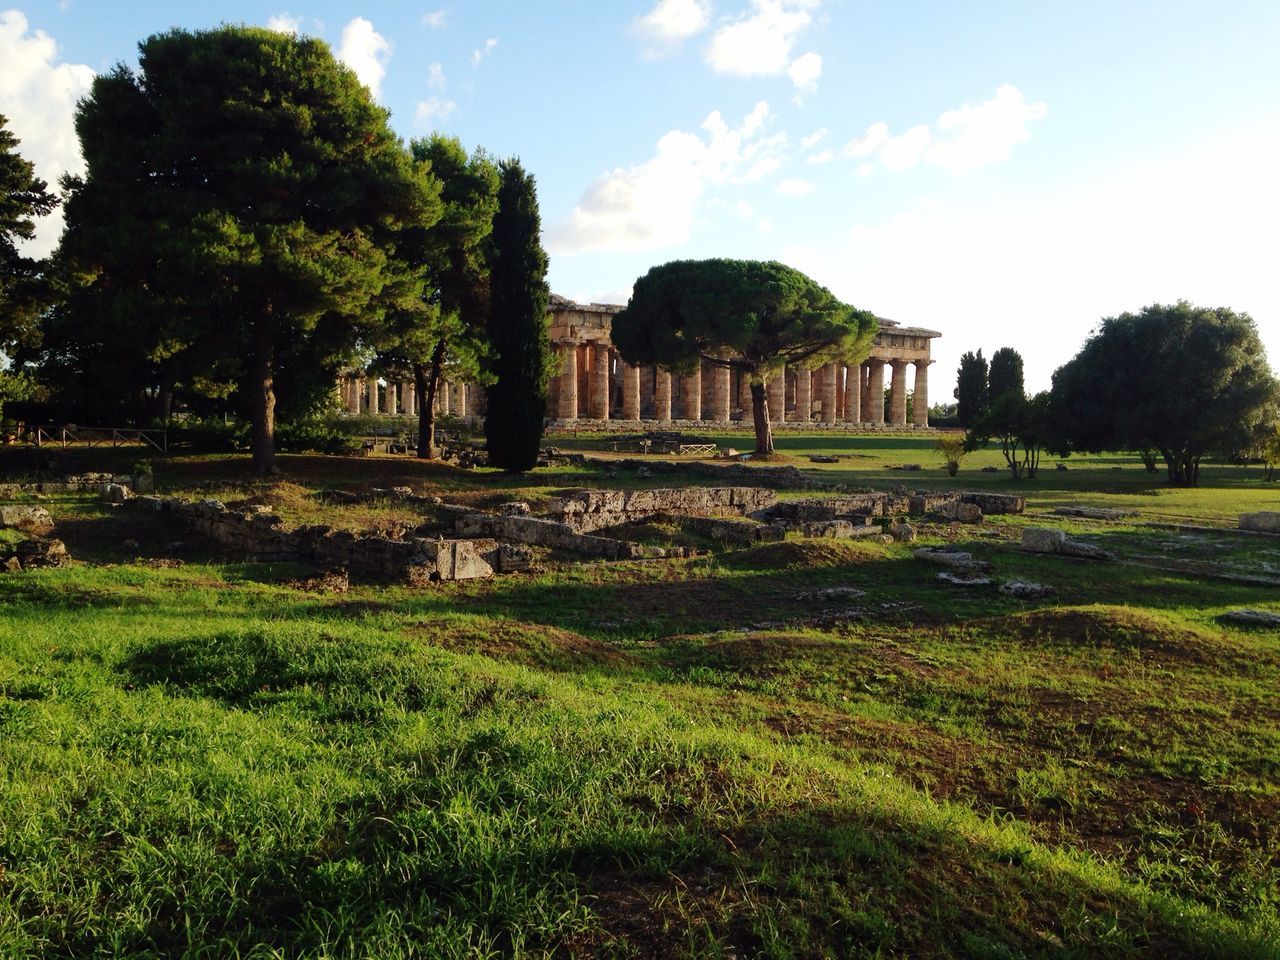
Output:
[[169, 418, 248, 452], [276, 419, 355, 454], [935, 433, 967, 476]]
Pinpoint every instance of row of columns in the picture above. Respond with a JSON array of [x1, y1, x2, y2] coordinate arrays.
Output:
[[337, 377, 482, 418], [554, 342, 930, 427]]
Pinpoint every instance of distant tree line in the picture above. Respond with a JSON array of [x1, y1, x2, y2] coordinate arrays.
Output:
[[0, 26, 551, 474], [954, 304, 1280, 485]]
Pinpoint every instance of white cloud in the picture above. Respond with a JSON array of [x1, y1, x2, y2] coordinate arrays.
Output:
[[337, 17, 391, 100], [776, 177, 815, 197], [471, 37, 497, 66], [549, 100, 788, 255], [756, 215, 774, 234], [787, 51, 821, 92], [800, 127, 827, 151], [415, 97, 457, 126], [631, 0, 712, 57], [421, 9, 447, 30], [705, 0, 818, 77], [427, 61, 446, 92], [806, 149, 834, 165], [843, 85, 1047, 175], [267, 13, 302, 35], [0, 10, 95, 256]]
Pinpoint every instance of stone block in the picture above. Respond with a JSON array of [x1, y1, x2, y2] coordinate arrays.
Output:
[[1240, 512, 1280, 533], [955, 503, 984, 524], [0, 504, 55, 534], [1021, 528, 1067, 553], [961, 492, 1026, 514]]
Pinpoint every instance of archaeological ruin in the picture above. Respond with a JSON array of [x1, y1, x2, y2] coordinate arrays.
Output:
[[336, 295, 941, 430]]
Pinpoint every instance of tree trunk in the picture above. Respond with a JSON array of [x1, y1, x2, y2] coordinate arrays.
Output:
[[416, 337, 448, 459], [750, 381, 773, 455], [250, 311, 277, 476]]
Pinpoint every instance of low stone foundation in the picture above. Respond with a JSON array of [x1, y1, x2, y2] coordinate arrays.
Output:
[[0, 472, 154, 498], [125, 495, 499, 581], [546, 486, 778, 533]]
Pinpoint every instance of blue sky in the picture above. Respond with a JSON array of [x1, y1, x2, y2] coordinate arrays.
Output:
[[4, 1, 1279, 397]]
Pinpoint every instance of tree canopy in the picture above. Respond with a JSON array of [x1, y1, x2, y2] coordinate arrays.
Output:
[[484, 159, 551, 473], [0, 113, 57, 355], [1051, 301, 1279, 485], [612, 259, 876, 454], [375, 134, 499, 458], [953, 350, 989, 427], [53, 26, 440, 473], [988, 347, 1025, 406]]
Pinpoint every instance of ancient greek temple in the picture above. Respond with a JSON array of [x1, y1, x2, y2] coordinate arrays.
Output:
[[337, 294, 940, 429]]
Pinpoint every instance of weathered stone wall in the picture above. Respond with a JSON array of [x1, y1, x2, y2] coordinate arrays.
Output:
[[0, 473, 154, 498], [545, 486, 778, 532], [126, 495, 496, 581], [454, 511, 688, 560]]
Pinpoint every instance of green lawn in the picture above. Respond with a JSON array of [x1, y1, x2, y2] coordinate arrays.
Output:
[[1, 436, 1277, 957]]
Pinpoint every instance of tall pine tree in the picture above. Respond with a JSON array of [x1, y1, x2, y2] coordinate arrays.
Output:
[[484, 159, 550, 472]]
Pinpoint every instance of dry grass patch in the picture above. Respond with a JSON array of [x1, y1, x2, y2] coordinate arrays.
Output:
[[415, 617, 639, 672]]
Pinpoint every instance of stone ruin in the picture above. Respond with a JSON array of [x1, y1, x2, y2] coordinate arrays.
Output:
[[109, 485, 1025, 584]]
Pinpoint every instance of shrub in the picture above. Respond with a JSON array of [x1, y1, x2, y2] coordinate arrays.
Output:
[[936, 433, 967, 476]]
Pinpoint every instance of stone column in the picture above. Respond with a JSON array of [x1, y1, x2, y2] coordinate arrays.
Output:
[[621, 361, 641, 420], [843, 363, 860, 423], [737, 373, 752, 420], [683, 366, 702, 421], [366, 379, 379, 415], [453, 381, 468, 418], [590, 344, 610, 419], [711, 362, 731, 422], [795, 366, 812, 422], [768, 374, 785, 424], [654, 368, 672, 421], [386, 381, 399, 416], [557, 344, 578, 419], [439, 381, 451, 415], [889, 361, 909, 426], [820, 362, 838, 423], [404, 381, 416, 417], [348, 378, 362, 415], [867, 361, 885, 424], [913, 361, 931, 427]]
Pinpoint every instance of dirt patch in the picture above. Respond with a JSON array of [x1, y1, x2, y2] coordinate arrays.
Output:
[[282, 568, 350, 593], [415, 619, 638, 672], [721, 539, 883, 570]]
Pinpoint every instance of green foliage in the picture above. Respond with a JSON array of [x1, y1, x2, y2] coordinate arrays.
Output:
[[51, 27, 441, 473], [935, 432, 967, 476], [954, 349, 989, 427], [0, 368, 36, 422], [612, 258, 875, 454], [168, 417, 249, 452], [0, 114, 57, 354], [377, 135, 500, 459], [484, 159, 551, 472], [967, 389, 1056, 480], [275, 418, 362, 455], [1052, 301, 1280, 485], [988, 346, 1025, 406]]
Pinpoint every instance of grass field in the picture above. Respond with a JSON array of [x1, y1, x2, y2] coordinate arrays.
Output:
[[1, 432, 1278, 958]]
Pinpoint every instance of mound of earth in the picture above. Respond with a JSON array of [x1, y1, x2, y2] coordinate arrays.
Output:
[[721, 538, 881, 570], [987, 605, 1221, 663], [420, 619, 637, 672]]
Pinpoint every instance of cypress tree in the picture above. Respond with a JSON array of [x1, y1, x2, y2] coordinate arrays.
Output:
[[484, 159, 550, 472], [988, 347, 1025, 405], [954, 349, 989, 427]]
